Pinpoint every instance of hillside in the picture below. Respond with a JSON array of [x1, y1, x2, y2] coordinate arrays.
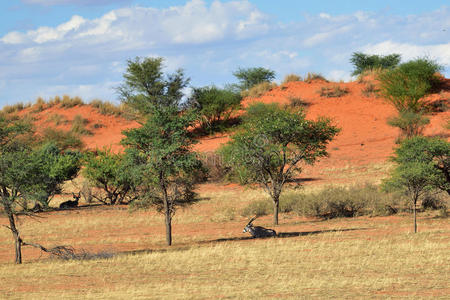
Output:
[[7, 77, 450, 184]]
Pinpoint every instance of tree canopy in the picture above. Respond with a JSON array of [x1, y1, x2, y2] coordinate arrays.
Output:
[[220, 103, 339, 224], [350, 52, 401, 76]]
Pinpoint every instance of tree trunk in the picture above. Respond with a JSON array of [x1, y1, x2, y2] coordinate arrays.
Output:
[[164, 203, 172, 246], [273, 198, 279, 226], [413, 198, 417, 233], [3, 202, 22, 264]]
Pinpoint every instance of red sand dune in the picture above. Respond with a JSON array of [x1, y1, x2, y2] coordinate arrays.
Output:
[[17, 78, 450, 177]]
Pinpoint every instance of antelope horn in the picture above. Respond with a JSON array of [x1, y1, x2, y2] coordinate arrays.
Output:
[[247, 216, 257, 225]]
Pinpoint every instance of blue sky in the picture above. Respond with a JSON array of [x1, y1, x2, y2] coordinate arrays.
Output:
[[0, 0, 449, 106]]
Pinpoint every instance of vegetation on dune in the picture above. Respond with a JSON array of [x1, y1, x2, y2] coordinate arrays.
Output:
[[350, 52, 401, 76], [281, 73, 302, 85], [186, 85, 242, 133], [220, 102, 339, 225], [232, 66, 276, 91], [378, 57, 443, 139], [303, 72, 327, 83], [117, 57, 189, 115], [318, 85, 349, 98]]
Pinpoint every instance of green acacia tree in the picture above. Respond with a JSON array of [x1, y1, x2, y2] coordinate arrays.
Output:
[[83, 148, 141, 205], [384, 136, 450, 232], [220, 103, 339, 225], [378, 58, 442, 139], [233, 67, 276, 91], [117, 57, 189, 114], [0, 117, 81, 263], [350, 52, 401, 76], [188, 86, 242, 132], [122, 105, 203, 245]]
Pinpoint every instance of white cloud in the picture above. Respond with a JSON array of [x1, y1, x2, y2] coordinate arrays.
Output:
[[0, 2, 449, 106], [362, 41, 450, 66]]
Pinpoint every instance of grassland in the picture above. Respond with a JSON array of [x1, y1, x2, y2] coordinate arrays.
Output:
[[0, 183, 449, 299]]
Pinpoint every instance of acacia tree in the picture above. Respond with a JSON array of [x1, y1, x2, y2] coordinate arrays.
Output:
[[117, 57, 189, 114], [350, 52, 401, 76], [220, 103, 339, 225], [233, 67, 276, 91], [378, 58, 442, 139], [0, 116, 81, 263], [122, 105, 202, 245], [83, 149, 141, 205], [187, 86, 242, 132]]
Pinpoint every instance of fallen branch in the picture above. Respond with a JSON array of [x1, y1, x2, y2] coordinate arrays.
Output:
[[21, 241, 77, 259]]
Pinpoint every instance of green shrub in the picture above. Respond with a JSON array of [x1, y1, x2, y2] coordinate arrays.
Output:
[[241, 82, 277, 98], [41, 128, 84, 150], [387, 110, 430, 139], [282, 74, 302, 85], [71, 115, 92, 136], [241, 199, 272, 217], [319, 85, 349, 98], [350, 52, 401, 76], [233, 67, 276, 91], [378, 58, 443, 113]]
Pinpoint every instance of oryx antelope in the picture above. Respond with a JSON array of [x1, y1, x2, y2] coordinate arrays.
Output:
[[59, 192, 80, 209], [243, 216, 277, 238]]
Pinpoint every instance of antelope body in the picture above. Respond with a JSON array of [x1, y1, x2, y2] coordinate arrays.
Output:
[[59, 192, 80, 209], [243, 217, 277, 238]]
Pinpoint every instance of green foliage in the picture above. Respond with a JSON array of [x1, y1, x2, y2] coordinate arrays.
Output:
[[188, 86, 241, 132], [241, 82, 277, 98], [220, 102, 339, 224], [29, 143, 82, 207], [122, 104, 203, 245], [350, 52, 401, 76], [386, 136, 450, 195], [117, 57, 189, 114], [378, 58, 443, 113], [41, 128, 84, 151], [83, 149, 141, 205], [319, 85, 349, 98], [233, 67, 276, 91], [387, 111, 430, 139]]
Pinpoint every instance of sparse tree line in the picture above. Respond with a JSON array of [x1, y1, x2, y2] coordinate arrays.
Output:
[[0, 54, 449, 264]]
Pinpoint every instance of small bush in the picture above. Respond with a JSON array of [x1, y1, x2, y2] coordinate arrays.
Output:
[[319, 85, 349, 98], [241, 199, 272, 217], [362, 82, 380, 98], [241, 82, 277, 98], [387, 110, 430, 139], [282, 74, 302, 85], [350, 52, 401, 76], [287, 96, 309, 109], [71, 115, 92, 136], [304, 73, 327, 83], [198, 152, 227, 182], [41, 128, 84, 150], [422, 194, 447, 210], [48, 114, 67, 126], [61, 95, 84, 108]]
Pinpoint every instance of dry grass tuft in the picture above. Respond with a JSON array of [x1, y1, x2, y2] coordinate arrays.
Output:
[[241, 82, 278, 98], [319, 85, 349, 98]]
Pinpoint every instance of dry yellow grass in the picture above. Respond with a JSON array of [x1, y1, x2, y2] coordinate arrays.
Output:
[[0, 185, 449, 299], [0, 222, 448, 299]]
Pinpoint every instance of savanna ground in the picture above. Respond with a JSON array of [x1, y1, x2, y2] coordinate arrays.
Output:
[[0, 164, 449, 299]]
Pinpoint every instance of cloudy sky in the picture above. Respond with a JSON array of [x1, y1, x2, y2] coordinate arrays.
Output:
[[0, 0, 449, 107]]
